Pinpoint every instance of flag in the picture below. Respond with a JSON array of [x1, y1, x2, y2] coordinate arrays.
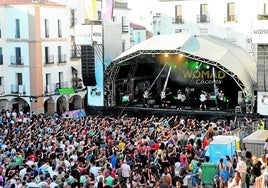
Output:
[[101, 0, 114, 20], [85, 0, 97, 20]]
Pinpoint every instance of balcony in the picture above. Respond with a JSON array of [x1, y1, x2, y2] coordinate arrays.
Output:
[[45, 83, 57, 94], [225, 15, 237, 22], [58, 54, 67, 64], [72, 77, 83, 89], [197, 14, 210, 23], [258, 14, 268, 20], [172, 16, 184, 24], [44, 55, 54, 65], [10, 56, 24, 65], [56, 81, 69, 89], [0, 55, 3, 65], [11, 84, 25, 95], [70, 45, 81, 59], [122, 25, 129, 33], [70, 18, 77, 28]]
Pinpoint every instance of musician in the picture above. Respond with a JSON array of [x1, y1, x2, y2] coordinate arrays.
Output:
[[176, 90, 186, 110], [143, 88, 150, 107], [218, 90, 224, 109], [199, 91, 207, 110]]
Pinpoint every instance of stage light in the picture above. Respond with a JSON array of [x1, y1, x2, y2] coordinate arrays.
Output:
[[178, 53, 184, 58], [205, 65, 210, 69], [164, 53, 169, 58]]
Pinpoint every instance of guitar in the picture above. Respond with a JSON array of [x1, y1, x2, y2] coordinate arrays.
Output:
[[143, 90, 151, 98], [161, 91, 172, 99]]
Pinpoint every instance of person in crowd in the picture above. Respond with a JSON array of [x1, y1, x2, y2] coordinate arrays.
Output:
[[0, 108, 263, 188], [228, 171, 242, 188]]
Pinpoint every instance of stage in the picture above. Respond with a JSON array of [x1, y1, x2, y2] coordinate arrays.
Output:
[[86, 104, 257, 122]]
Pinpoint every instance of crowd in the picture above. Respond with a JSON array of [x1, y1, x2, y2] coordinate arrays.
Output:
[[0, 108, 267, 188]]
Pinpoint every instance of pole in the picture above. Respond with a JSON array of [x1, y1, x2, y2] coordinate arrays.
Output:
[[148, 63, 168, 91], [212, 67, 218, 109]]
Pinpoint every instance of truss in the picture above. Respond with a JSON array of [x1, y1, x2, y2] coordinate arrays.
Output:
[[104, 49, 253, 108]]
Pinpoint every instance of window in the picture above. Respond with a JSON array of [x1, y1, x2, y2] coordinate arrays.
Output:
[[200, 4, 208, 23], [46, 73, 52, 93], [16, 73, 23, 85], [15, 19, 20, 38], [0, 48, 2, 65], [45, 47, 50, 64], [122, 39, 125, 52], [45, 19, 49, 38], [122, 17, 128, 33], [59, 72, 64, 88], [15, 47, 22, 65], [58, 46, 62, 63], [175, 5, 183, 23], [227, 3, 235, 22], [70, 9, 75, 27], [58, 20, 62, 38]]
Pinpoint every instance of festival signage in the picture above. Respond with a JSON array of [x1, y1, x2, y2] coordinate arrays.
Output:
[[252, 20, 268, 44], [257, 91, 268, 115]]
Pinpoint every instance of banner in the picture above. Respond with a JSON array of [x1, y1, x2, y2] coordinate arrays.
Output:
[[85, 0, 97, 20], [101, 0, 114, 20], [257, 92, 268, 115]]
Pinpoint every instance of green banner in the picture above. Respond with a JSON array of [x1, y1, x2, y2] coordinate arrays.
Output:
[[58, 88, 75, 95]]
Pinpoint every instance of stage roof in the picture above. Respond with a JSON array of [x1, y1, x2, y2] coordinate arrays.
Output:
[[112, 33, 257, 95]]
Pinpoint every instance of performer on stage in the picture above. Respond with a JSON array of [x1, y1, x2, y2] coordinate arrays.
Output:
[[218, 90, 224, 109], [199, 91, 207, 110], [143, 88, 150, 107], [176, 90, 186, 110], [160, 90, 172, 108]]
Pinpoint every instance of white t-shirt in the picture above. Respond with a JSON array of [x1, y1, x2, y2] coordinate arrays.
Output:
[[121, 163, 131, 178]]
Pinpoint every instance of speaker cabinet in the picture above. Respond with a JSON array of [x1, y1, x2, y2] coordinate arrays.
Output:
[[81, 45, 96, 86]]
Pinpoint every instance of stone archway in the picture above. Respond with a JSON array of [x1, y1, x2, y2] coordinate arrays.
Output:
[[10, 98, 30, 114], [44, 97, 55, 114], [56, 96, 67, 115], [69, 95, 83, 111]]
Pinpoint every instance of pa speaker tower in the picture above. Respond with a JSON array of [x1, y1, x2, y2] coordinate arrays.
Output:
[[81, 45, 96, 86]]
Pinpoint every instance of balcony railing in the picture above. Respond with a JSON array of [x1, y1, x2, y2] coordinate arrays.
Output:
[[197, 14, 210, 23], [11, 84, 25, 95], [56, 81, 69, 89], [70, 18, 77, 28], [0, 55, 3, 65], [46, 83, 57, 94], [225, 15, 236, 22], [58, 54, 67, 64], [45, 55, 54, 64], [173, 16, 184, 24], [122, 25, 129, 33], [70, 45, 81, 59], [10, 56, 24, 65]]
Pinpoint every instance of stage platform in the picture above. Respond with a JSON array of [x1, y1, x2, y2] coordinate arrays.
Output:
[[86, 104, 258, 121]]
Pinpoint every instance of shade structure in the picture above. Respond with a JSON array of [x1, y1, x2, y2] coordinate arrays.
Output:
[[106, 33, 256, 108]]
